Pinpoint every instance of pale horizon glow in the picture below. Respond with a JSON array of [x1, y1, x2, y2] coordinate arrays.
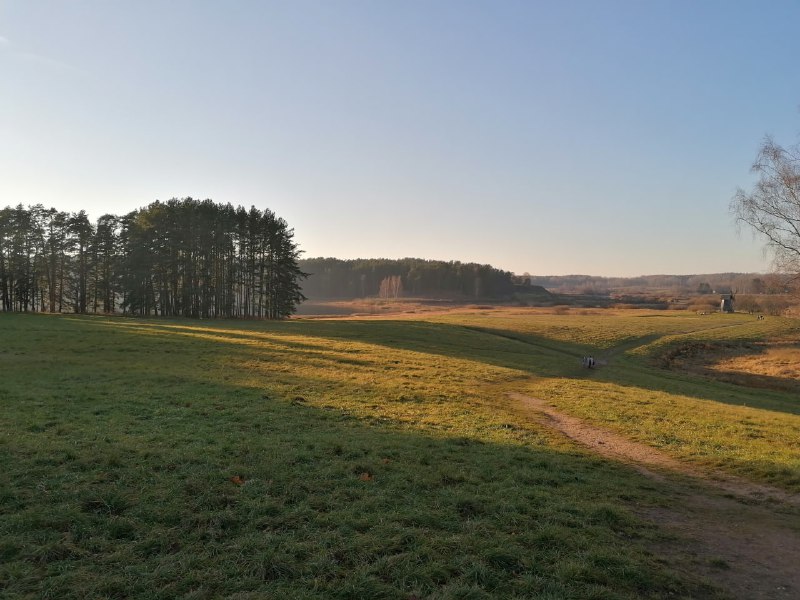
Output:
[[2, 1, 799, 277]]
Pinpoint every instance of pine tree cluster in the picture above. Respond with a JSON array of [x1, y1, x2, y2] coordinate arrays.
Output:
[[0, 198, 306, 319]]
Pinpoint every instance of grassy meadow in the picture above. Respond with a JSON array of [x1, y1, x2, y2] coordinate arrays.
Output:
[[1, 309, 799, 599]]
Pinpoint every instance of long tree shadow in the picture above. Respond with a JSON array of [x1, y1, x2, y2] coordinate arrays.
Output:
[[280, 319, 800, 416], [74, 316, 800, 416], [3, 313, 734, 599]]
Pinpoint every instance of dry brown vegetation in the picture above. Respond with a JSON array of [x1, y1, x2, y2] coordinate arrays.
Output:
[[714, 342, 800, 380], [660, 338, 800, 392]]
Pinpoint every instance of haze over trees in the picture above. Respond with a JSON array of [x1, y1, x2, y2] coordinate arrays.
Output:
[[0, 198, 306, 319], [299, 259, 787, 304], [732, 133, 800, 282], [299, 257, 516, 300], [522, 273, 780, 296]]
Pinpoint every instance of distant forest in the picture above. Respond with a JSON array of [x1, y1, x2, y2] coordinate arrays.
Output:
[[300, 261, 789, 303], [0, 199, 305, 319], [300, 258, 516, 299], [526, 273, 788, 295]]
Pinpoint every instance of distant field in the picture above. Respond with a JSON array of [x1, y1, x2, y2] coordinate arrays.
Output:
[[427, 309, 800, 486], [2, 309, 799, 598]]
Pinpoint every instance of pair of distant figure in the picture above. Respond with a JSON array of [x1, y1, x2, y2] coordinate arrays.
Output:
[[582, 356, 596, 369]]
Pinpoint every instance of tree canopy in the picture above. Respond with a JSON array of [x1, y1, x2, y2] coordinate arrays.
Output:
[[732, 135, 800, 281], [0, 198, 306, 319]]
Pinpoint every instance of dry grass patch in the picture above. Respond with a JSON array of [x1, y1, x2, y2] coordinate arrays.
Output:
[[714, 342, 800, 380], [661, 339, 800, 393]]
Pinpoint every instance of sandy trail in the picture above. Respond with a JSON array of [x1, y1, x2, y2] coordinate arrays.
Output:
[[511, 392, 800, 599]]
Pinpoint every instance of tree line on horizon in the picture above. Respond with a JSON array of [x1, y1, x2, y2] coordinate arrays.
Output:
[[299, 258, 792, 302], [299, 257, 516, 300], [0, 198, 306, 319], [524, 273, 792, 296]]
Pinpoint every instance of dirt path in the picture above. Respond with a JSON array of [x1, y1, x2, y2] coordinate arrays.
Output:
[[511, 392, 800, 599]]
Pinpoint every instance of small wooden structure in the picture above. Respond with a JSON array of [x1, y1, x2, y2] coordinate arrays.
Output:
[[720, 293, 735, 313]]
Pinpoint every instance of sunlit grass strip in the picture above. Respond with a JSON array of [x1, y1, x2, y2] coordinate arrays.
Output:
[[525, 377, 800, 491], [2, 310, 798, 598], [430, 310, 742, 351], [1, 313, 726, 599], [631, 316, 800, 358]]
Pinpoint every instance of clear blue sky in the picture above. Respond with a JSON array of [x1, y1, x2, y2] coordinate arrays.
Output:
[[2, 1, 799, 276]]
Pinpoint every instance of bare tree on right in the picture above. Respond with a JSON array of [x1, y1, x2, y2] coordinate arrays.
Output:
[[731, 134, 800, 285]]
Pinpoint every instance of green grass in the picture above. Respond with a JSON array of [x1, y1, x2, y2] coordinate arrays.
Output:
[[2, 309, 798, 598], [429, 310, 800, 486]]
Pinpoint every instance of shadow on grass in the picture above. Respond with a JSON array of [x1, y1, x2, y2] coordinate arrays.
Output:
[[70, 315, 800, 416], [1, 314, 727, 599], [284, 319, 800, 416], [654, 340, 800, 393], [46, 315, 800, 498]]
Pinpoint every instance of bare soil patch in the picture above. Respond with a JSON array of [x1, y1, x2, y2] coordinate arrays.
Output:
[[644, 493, 800, 600], [512, 392, 800, 599], [510, 393, 682, 481]]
